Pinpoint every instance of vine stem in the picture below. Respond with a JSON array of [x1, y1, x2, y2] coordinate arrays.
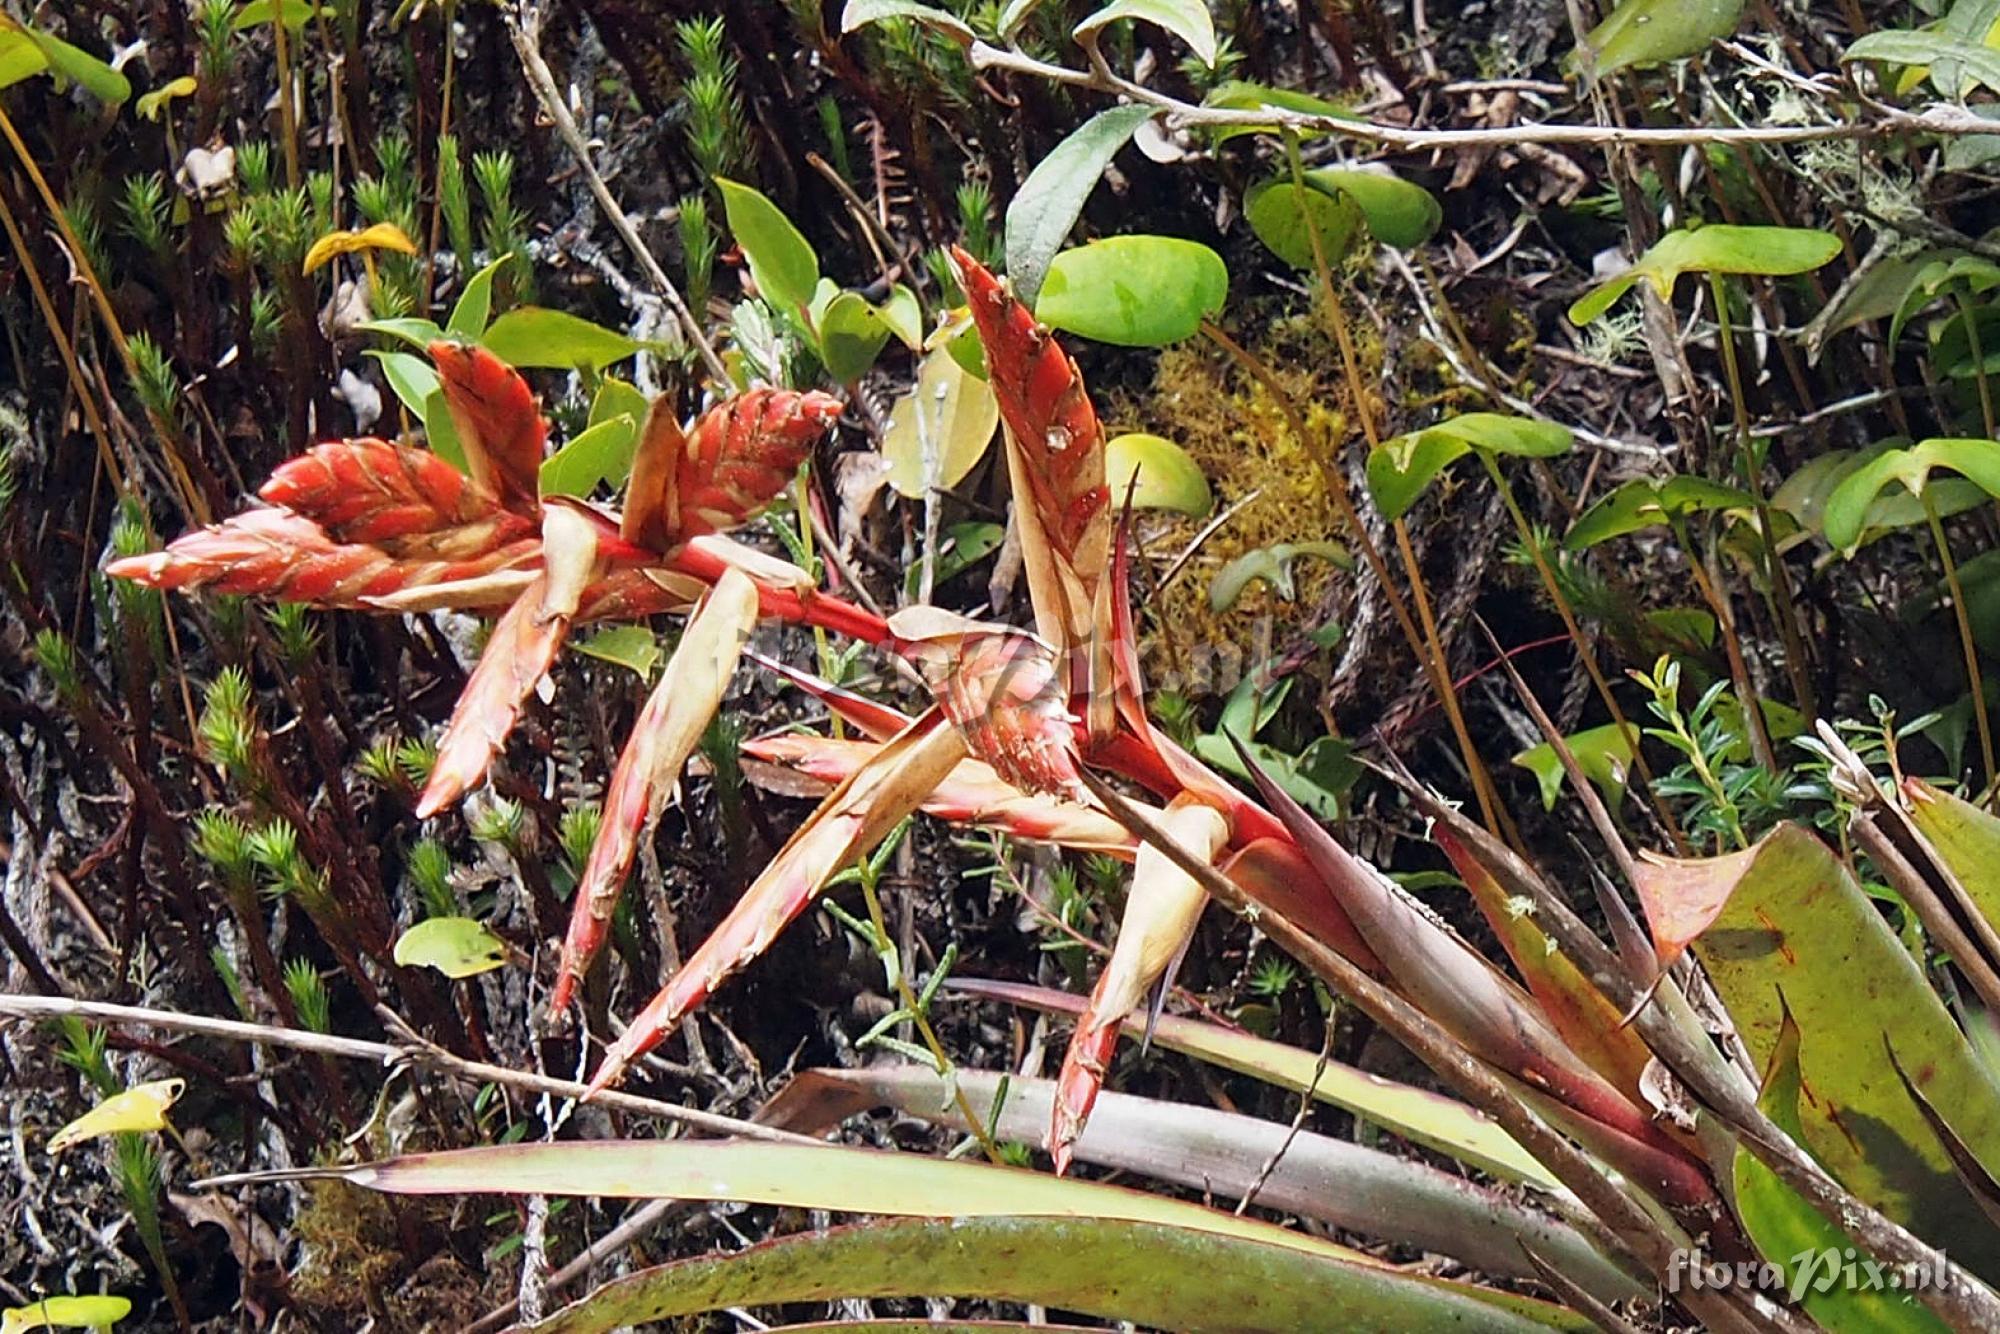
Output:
[[1706, 272, 1818, 722], [967, 40, 1996, 150], [1277, 134, 1512, 844], [1923, 493, 1995, 791], [506, 4, 728, 384]]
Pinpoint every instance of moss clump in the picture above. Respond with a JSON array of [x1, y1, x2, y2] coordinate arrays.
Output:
[[291, 1178, 486, 1328], [1111, 295, 1382, 692]]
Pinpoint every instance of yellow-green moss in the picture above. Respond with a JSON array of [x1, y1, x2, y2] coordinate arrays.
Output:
[[1109, 295, 1383, 686]]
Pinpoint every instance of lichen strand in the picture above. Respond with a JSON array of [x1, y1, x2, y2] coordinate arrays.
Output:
[[1113, 300, 1380, 689]]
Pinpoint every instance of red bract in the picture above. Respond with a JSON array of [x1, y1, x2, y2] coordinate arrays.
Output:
[[625, 388, 842, 551]]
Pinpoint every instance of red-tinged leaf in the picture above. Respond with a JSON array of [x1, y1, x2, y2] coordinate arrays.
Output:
[[417, 508, 603, 817], [1630, 843, 1761, 967], [258, 437, 526, 547], [1435, 827, 1654, 1103], [762, 1065, 1640, 1304], [1054, 798, 1227, 1171], [573, 568, 708, 623], [888, 607, 1081, 799], [749, 652, 915, 741], [104, 508, 541, 607], [743, 733, 1134, 854], [663, 536, 892, 647], [626, 388, 843, 551], [431, 340, 547, 513], [1219, 837, 1383, 975], [1223, 734, 1703, 1194], [553, 569, 760, 1013], [585, 713, 969, 1093]]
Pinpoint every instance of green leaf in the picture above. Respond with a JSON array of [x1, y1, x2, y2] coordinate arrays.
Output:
[[232, 0, 325, 31], [1201, 80, 1358, 143], [1562, 474, 1755, 549], [392, 916, 507, 978], [1209, 541, 1351, 611], [904, 521, 1006, 598], [1670, 824, 2000, 1269], [1304, 169, 1442, 249], [539, 415, 640, 498], [1905, 778, 2000, 942], [1, 1294, 134, 1333], [1573, 0, 1746, 79], [837, 0, 976, 44], [716, 178, 820, 321], [877, 284, 923, 349], [1846, 29, 2000, 98], [368, 350, 441, 418], [357, 317, 447, 350], [1511, 723, 1636, 812], [573, 625, 662, 680], [1244, 179, 1361, 270], [293, 1144, 1577, 1334], [1569, 224, 1842, 325], [1105, 432, 1212, 515], [447, 254, 511, 338], [946, 976, 1560, 1188], [1366, 414, 1573, 521], [1004, 105, 1159, 307], [1822, 438, 2000, 552], [481, 307, 641, 372], [882, 344, 1000, 498], [0, 26, 45, 90], [1035, 236, 1227, 347], [1196, 732, 1357, 821], [421, 387, 467, 473], [1732, 1007, 1953, 1334], [3, 17, 130, 104], [520, 1214, 1572, 1334], [818, 291, 896, 383], [1074, 0, 1218, 67]]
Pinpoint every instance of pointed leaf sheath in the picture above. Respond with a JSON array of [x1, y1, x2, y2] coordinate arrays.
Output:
[[586, 713, 969, 1094], [416, 506, 602, 818], [431, 340, 547, 514], [889, 607, 1082, 799], [744, 734, 1136, 855], [624, 388, 844, 552], [552, 569, 761, 1014], [105, 508, 542, 608], [1053, 799, 1229, 1173]]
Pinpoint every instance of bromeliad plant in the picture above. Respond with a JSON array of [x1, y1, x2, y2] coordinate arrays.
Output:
[[120, 245, 2000, 1331]]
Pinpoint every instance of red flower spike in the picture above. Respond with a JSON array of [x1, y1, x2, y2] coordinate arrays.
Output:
[[430, 340, 547, 515], [258, 437, 528, 549], [105, 509, 542, 608], [624, 388, 844, 552]]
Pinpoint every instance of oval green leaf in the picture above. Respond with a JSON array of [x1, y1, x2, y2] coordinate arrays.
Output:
[[447, 254, 512, 338], [1570, 224, 1842, 325], [717, 177, 820, 321], [1572, 0, 1746, 80], [540, 415, 640, 498], [838, 0, 975, 43], [1244, 179, 1361, 270], [1074, 0, 1218, 67], [1563, 474, 1756, 550], [1305, 168, 1442, 249], [1035, 236, 1227, 347], [480, 307, 642, 372], [2, 1294, 134, 1333], [1367, 414, 1572, 521], [1106, 432, 1212, 514], [1822, 438, 2000, 552], [819, 291, 895, 383], [1004, 105, 1159, 307], [392, 915, 507, 978]]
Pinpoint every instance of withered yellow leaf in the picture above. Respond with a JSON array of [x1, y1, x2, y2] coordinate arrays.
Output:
[[47, 1080, 184, 1154], [302, 221, 419, 275], [1, 1294, 133, 1332]]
